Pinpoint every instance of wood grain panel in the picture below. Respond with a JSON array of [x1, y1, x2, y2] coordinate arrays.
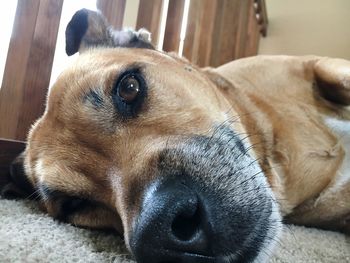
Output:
[[183, 0, 266, 67], [211, 0, 242, 67], [234, 0, 251, 59], [244, 0, 260, 57], [16, 0, 63, 140], [97, 0, 126, 30], [0, 0, 40, 140], [196, 0, 220, 67], [184, 0, 244, 67], [183, 0, 219, 67], [136, 0, 163, 46], [162, 0, 185, 53], [182, 0, 198, 62]]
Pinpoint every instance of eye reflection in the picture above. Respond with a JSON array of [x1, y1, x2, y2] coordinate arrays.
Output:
[[118, 75, 140, 103]]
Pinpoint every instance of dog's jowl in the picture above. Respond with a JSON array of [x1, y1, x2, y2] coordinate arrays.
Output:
[[2, 9, 350, 263]]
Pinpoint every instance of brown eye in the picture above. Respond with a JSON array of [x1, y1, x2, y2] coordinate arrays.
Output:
[[118, 76, 140, 103], [112, 70, 147, 118]]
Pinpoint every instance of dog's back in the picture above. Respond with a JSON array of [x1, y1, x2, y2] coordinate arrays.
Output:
[[213, 55, 350, 232]]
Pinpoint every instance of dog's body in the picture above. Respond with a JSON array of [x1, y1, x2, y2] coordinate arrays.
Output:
[[2, 9, 350, 263], [213, 56, 350, 230]]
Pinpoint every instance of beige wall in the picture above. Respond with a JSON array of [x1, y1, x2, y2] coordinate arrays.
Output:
[[123, 0, 139, 28], [259, 0, 350, 60]]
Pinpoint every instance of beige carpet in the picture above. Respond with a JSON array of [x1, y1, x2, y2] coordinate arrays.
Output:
[[0, 199, 349, 263]]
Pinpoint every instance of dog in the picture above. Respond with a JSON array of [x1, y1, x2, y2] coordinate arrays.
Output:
[[1, 9, 350, 263]]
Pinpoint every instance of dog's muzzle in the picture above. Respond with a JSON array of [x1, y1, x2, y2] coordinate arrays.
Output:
[[130, 127, 281, 263], [131, 177, 213, 263]]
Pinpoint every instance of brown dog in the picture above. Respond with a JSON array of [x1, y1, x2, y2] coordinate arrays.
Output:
[[2, 9, 350, 263]]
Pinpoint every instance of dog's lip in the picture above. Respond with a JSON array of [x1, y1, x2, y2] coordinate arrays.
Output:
[[159, 249, 252, 263], [167, 246, 214, 258], [176, 251, 214, 259], [158, 249, 215, 262]]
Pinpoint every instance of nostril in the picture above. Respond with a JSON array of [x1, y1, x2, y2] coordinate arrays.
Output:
[[171, 205, 201, 241], [131, 179, 216, 263]]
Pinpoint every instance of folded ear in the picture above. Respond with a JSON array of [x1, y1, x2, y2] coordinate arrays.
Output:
[[65, 8, 154, 56], [314, 57, 350, 105], [0, 153, 35, 199], [202, 67, 235, 91]]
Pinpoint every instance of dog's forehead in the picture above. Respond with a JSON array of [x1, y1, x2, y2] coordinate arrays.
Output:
[[72, 48, 180, 72], [40, 47, 222, 138], [32, 47, 228, 151], [49, 48, 193, 101], [26, 48, 201, 189]]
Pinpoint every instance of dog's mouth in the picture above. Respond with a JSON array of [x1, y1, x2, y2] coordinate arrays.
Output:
[[129, 126, 282, 263]]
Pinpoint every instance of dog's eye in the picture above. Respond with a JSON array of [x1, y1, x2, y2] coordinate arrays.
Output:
[[118, 75, 140, 103], [112, 69, 147, 118]]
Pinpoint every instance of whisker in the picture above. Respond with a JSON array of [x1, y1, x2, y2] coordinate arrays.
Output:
[[25, 188, 42, 201]]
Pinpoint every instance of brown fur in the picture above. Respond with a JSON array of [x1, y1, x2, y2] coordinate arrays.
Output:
[[22, 50, 350, 241], [214, 56, 350, 233], [6, 10, 350, 258], [24, 48, 236, 243]]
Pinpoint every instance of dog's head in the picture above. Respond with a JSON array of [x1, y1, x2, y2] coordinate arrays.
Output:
[[6, 9, 283, 263]]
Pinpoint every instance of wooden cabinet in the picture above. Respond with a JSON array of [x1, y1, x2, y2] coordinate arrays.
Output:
[[180, 0, 268, 67], [0, 0, 63, 141]]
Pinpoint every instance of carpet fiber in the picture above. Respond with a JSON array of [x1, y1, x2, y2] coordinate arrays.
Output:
[[0, 199, 349, 262]]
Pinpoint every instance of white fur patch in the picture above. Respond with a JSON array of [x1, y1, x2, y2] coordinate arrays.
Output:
[[35, 159, 45, 184], [323, 116, 350, 188]]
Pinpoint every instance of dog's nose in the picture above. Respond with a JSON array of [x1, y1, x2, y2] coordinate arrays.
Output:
[[130, 178, 213, 263]]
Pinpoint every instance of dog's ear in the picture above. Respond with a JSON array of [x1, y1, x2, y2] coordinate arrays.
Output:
[[65, 9, 111, 55], [202, 67, 235, 91], [65, 8, 154, 56], [314, 57, 350, 105], [1, 153, 35, 199]]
